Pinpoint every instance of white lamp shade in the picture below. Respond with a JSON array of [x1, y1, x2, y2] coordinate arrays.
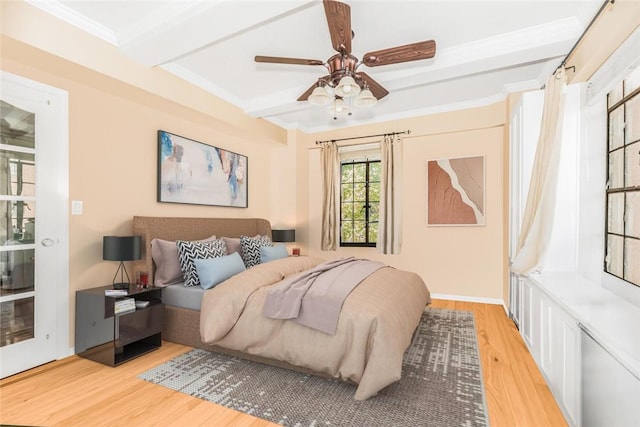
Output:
[[354, 88, 377, 107], [308, 86, 331, 105], [335, 76, 361, 98]]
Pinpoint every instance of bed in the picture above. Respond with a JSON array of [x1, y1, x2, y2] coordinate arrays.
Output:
[[131, 216, 431, 400]]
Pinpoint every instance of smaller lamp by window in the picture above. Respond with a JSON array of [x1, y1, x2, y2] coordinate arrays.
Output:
[[271, 229, 299, 256], [103, 236, 142, 290]]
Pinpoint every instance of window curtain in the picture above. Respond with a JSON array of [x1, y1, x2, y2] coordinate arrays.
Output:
[[320, 142, 339, 251], [511, 68, 567, 275], [377, 134, 403, 254]]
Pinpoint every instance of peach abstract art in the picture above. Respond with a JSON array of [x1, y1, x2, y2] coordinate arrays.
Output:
[[427, 156, 485, 226]]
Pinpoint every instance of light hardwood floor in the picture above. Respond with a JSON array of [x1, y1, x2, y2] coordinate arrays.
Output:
[[0, 299, 567, 426]]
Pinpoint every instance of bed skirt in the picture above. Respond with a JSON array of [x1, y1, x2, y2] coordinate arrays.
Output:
[[162, 305, 343, 381]]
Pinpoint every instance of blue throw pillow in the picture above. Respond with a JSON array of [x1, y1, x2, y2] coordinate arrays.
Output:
[[260, 245, 289, 263], [194, 252, 246, 290], [176, 239, 227, 287]]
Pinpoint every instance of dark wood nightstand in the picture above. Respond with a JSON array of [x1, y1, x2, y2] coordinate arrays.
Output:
[[75, 285, 163, 366]]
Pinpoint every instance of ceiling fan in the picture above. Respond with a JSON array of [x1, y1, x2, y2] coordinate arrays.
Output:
[[254, 0, 436, 112]]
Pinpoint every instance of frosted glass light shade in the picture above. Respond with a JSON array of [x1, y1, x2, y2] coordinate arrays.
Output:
[[309, 86, 331, 105], [354, 88, 377, 106], [335, 76, 361, 98], [329, 98, 349, 116]]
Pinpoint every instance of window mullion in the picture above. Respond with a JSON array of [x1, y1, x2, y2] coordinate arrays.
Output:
[[605, 80, 639, 287], [364, 162, 370, 243]]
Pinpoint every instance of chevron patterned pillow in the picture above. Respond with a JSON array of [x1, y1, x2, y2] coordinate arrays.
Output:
[[239, 235, 273, 268], [176, 239, 227, 287]]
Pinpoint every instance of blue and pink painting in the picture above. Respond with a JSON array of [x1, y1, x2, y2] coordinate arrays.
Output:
[[158, 130, 247, 207]]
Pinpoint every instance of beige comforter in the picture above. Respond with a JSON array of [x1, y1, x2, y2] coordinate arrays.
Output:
[[199, 256, 430, 400]]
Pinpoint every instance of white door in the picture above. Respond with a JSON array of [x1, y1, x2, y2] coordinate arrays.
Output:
[[0, 72, 69, 378]]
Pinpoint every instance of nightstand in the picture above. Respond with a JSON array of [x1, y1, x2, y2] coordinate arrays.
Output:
[[75, 285, 163, 366]]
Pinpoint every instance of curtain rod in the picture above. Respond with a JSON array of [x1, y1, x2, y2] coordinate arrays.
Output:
[[558, 0, 614, 72], [315, 130, 411, 145]]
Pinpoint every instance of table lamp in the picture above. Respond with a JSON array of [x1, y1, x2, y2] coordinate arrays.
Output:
[[103, 236, 141, 289], [271, 229, 299, 256]]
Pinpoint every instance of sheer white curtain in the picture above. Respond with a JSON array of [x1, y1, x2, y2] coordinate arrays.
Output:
[[511, 68, 567, 274], [320, 142, 339, 251], [377, 134, 403, 254]]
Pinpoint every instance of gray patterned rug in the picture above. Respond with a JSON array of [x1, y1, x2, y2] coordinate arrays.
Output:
[[139, 308, 488, 426]]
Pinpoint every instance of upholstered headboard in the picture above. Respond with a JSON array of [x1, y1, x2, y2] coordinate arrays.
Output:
[[131, 216, 272, 286]]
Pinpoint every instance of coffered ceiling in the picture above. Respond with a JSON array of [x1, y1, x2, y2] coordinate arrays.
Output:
[[28, 0, 602, 132]]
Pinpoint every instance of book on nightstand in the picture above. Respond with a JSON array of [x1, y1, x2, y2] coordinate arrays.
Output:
[[114, 297, 136, 314], [135, 300, 150, 309]]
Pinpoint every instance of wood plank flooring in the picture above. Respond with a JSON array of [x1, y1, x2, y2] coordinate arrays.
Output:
[[0, 300, 567, 426]]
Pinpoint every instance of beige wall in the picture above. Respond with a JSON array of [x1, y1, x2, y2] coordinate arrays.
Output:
[[295, 104, 507, 301], [1, 35, 281, 346]]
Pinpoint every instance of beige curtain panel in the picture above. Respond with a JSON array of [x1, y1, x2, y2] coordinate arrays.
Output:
[[377, 134, 403, 254], [320, 142, 339, 251], [511, 68, 567, 275]]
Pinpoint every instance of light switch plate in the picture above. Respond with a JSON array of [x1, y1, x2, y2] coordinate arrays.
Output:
[[71, 200, 83, 215]]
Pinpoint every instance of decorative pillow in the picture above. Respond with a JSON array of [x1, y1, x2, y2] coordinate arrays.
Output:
[[222, 237, 241, 255], [260, 245, 288, 263], [176, 239, 227, 287], [151, 235, 216, 287], [194, 252, 246, 290], [240, 235, 273, 268], [222, 234, 261, 256]]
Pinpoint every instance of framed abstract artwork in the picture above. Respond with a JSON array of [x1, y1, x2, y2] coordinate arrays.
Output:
[[157, 130, 248, 208], [427, 155, 485, 226]]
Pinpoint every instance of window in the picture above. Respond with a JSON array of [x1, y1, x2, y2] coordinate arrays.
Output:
[[605, 66, 640, 287], [340, 160, 380, 246]]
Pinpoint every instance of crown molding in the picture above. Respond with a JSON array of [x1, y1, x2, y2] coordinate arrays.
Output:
[[25, 0, 117, 45]]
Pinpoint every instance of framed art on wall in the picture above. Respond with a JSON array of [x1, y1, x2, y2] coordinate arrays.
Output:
[[426, 155, 485, 226], [157, 130, 248, 207]]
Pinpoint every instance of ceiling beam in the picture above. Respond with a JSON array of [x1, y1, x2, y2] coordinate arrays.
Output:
[[1, 1, 288, 144], [118, 0, 317, 67], [243, 18, 582, 119]]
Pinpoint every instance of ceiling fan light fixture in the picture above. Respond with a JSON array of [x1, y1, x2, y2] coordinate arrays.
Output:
[[329, 97, 349, 117], [354, 88, 377, 107], [335, 75, 361, 98], [308, 86, 332, 105]]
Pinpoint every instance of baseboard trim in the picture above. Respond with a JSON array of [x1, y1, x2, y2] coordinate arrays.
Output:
[[431, 293, 505, 308]]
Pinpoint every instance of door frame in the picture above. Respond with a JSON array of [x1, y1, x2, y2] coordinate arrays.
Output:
[[1, 71, 71, 372]]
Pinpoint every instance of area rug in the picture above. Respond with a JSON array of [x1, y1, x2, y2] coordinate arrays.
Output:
[[139, 308, 488, 426]]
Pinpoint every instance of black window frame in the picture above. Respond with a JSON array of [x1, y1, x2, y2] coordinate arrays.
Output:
[[604, 80, 640, 288], [340, 159, 380, 247]]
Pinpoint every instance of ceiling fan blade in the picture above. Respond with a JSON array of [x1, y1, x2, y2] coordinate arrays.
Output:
[[362, 40, 436, 67], [355, 72, 389, 100], [297, 76, 331, 101], [255, 56, 324, 66], [323, 0, 352, 54]]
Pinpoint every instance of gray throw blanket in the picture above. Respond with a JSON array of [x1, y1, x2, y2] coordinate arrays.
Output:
[[263, 257, 385, 335]]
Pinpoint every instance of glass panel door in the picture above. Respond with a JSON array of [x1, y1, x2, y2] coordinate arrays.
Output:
[[0, 100, 37, 348], [0, 71, 67, 379]]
